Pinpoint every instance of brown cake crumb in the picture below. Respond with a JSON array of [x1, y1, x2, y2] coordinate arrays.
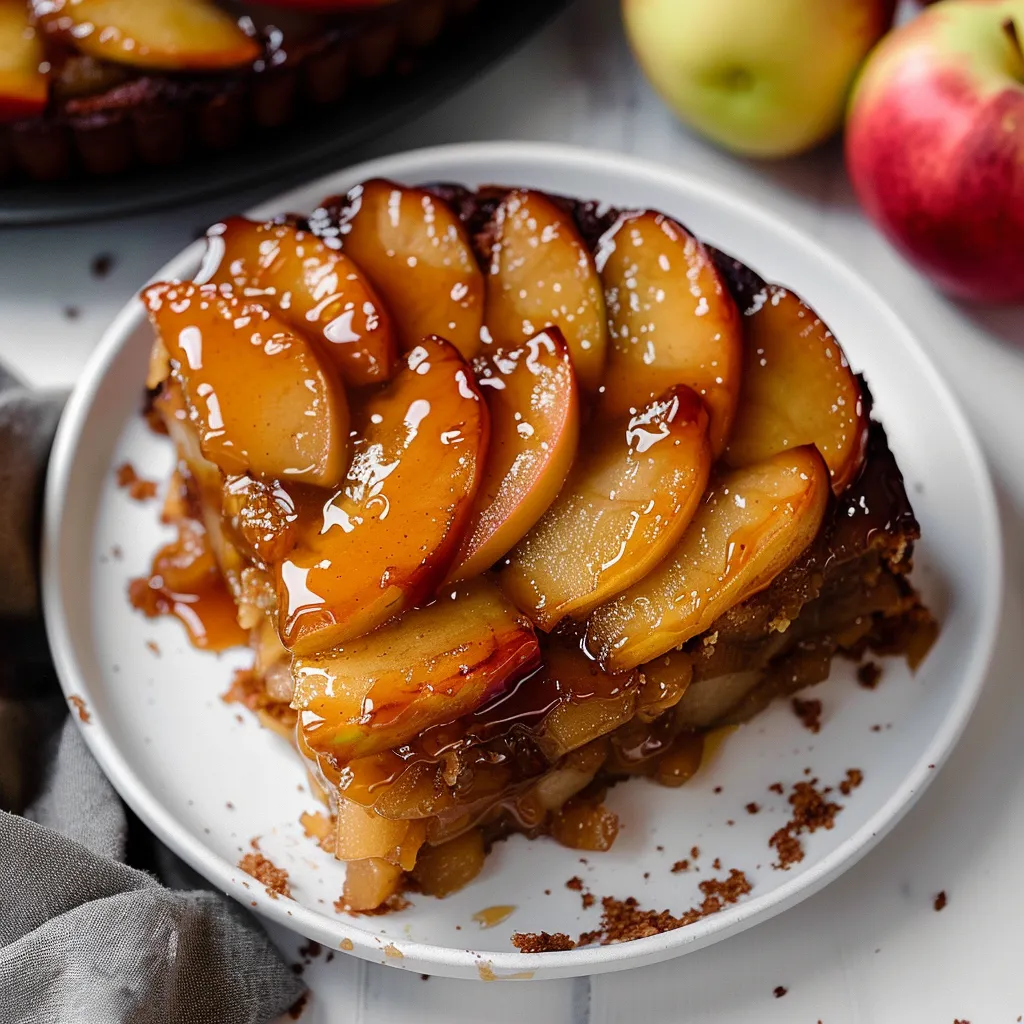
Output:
[[287, 993, 309, 1019], [671, 860, 689, 873], [769, 782, 784, 795], [712, 858, 721, 870], [68, 695, 91, 723], [934, 890, 947, 912], [792, 697, 823, 734], [690, 846, 700, 859], [565, 876, 594, 909], [91, 253, 115, 278], [115, 462, 158, 502], [746, 802, 760, 814], [511, 931, 576, 953], [238, 850, 292, 899], [577, 869, 752, 946], [769, 780, 842, 870], [857, 661, 883, 689], [839, 769, 864, 796], [768, 827, 803, 870], [773, 986, 787, 998], [145, 640, 160, 656]]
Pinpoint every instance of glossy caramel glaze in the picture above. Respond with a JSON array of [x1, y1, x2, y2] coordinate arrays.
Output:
[[129, 517, 248, 651], [275, 336, 489, 655]]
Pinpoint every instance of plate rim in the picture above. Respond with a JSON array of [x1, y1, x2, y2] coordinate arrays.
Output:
[[42, 140, 1004, 978]]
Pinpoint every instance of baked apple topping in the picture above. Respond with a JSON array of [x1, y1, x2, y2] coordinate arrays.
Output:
[[135, 181, 933, 914]]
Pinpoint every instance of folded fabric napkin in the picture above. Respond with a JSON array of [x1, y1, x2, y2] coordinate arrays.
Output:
[[0, 366, 305, 1024]]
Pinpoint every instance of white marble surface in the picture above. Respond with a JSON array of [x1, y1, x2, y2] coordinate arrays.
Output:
[[3, 0, 1022, 1020]]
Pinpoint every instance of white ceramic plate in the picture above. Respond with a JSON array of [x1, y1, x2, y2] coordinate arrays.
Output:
[[42, 142, 1002, 982]]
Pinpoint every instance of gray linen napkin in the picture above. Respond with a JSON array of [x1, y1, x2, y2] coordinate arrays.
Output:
[[0, 366, 306, 1023]]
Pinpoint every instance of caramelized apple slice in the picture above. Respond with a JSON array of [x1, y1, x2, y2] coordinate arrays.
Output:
[[292, 578, 540, 762], [142, 282, 349, 488], [536, 641, 640, 757], [198, 218, 398, 387], [341, 857, 402, 912], [34, 0, 261, 70], [597, 210, 743, 455], [448, 328, 579, 581], [320, 179, 485, 359], [482, 190, 607, 392], [723, 285, 868, 493], [412, 830, 486, 899], [585, 446, 830, 672], [276, 337, 488, 655], [333, 800, 424, 869], [0, 3, 46, 123], [500, 386, 712, 630]]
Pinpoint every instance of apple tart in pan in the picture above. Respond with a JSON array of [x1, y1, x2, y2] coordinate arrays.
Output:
[[135, 180, 936, 911], [0, 0, 481, 184]]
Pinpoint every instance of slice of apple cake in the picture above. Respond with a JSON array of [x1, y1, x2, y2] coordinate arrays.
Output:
[[134, 179, 935, 913]]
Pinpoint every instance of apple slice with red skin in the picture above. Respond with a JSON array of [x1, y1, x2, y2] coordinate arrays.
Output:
[[723, 284, 868, 494], [291, 578, 540, 762], [0, 3, 47, 124], [317, 179, 485, 360], [585, 445, 831, 673], [33, 0, 261, 71], [276, 336, 489, 656], [142, 282, 349, 488], [500, 385, 712, 631], [597, 209, 743, 456], [482, 190, 608, 393], [447, 327, 580, 582], [198, 217, 398, 387]]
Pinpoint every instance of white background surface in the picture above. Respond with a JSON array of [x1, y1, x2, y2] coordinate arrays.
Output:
[[2, 0, 1022, 1020]]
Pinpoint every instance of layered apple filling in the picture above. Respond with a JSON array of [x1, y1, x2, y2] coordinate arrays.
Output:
[[135, 180, 935, 911]]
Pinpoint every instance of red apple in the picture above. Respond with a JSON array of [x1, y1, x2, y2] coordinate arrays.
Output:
[[846, 0, 1024, 302]]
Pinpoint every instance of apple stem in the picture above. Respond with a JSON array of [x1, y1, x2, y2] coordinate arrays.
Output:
[[1004, 18, 1024, 69]]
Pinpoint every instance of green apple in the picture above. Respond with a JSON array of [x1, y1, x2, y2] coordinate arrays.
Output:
[[622, 0, 897, 158]]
